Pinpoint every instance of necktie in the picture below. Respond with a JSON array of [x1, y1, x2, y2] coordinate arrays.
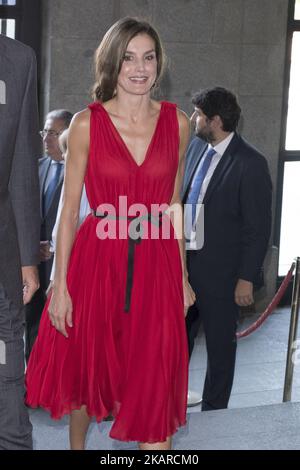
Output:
[[43, 162, 63, 216], [186, 147, 216, 225]]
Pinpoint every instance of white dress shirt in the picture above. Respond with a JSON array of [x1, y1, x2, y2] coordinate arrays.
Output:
[[187, 132, 234, 250]]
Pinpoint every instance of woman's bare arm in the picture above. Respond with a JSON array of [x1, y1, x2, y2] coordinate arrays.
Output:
[[53, 109, 90, 288], [169, 109, 196, 314], [169, 109, 190, 276], [49, 109, 90, 337]]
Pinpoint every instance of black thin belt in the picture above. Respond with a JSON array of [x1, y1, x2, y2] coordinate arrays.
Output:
[[92, 210, 163, 312]]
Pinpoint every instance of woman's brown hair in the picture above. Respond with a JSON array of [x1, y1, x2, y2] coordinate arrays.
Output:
[[92, 17, 166, 103]]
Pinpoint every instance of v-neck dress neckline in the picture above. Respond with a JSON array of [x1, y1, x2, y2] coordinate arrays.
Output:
[[97, 101, 165, 169]]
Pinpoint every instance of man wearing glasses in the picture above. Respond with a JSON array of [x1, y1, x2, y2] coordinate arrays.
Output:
[[25, 110, 73, 363]]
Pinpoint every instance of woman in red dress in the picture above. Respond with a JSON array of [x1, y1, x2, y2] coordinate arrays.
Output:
[[25, 17, 195, 450]]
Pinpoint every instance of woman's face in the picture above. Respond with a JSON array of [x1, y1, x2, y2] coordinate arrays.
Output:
[[117, 33, 158, 96]]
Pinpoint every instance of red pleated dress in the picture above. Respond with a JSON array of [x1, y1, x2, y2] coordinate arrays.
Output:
[[25, 101, 188, 443]]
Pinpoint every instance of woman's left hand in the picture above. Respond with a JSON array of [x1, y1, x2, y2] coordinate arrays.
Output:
[[183, 275, 196, 317]]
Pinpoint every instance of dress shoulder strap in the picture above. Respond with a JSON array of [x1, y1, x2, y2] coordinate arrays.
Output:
[[160, 100, 177, 110], [88, 101, 102, 112]]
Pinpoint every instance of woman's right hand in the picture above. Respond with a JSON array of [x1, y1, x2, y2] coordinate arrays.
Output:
[[48, 285, 73, 338]]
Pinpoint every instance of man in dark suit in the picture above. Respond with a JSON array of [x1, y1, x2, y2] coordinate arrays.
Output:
[[0, 34, 40, 449], [182, 87, 272, 411], [25, 109, 73, 363]]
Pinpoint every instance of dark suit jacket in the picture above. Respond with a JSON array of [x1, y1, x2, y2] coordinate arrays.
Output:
[[0, 35, 40, 307], [182, 133, 272, 299], [38, 157, 64, 289]]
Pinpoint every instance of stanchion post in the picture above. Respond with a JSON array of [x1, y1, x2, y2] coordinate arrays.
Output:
[[283, 257, 300, 402]]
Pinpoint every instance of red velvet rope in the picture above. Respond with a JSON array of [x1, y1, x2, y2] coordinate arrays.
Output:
[[236, 262, 296, 339]]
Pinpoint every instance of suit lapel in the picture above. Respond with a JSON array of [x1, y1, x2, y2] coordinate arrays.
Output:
[[0, 39, 7, 88], [0, 39, 13, 119], [39, 157, 51, 219], [51, 165, 64, 211], [0, 38, 19, 113], [43, 162, 64, 220], [203, 133, 240, 205], [0, 52, 5, 105]]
